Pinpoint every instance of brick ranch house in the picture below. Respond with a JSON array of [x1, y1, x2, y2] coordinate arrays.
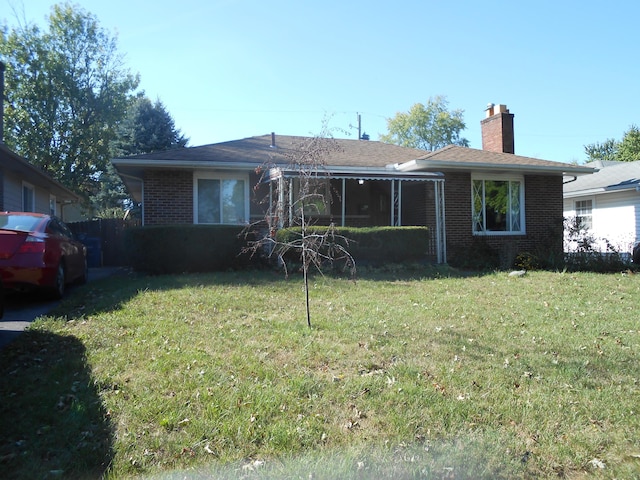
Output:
[[112, 104, 594, 266]]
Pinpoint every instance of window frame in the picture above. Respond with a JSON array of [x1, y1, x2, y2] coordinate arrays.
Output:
[[22, 182, 35, 212], [193, 171, 250, 225], [49, 195, 57, 216], [574, 198, 593, 230], [471, 174, 526, 236]]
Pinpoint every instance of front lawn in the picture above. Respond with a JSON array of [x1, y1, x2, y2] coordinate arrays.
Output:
[[1, 268, 639, 478]]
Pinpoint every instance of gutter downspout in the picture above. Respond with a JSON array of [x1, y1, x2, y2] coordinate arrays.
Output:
[[118, 172, 145, 226], [563, 176, 578, 185]]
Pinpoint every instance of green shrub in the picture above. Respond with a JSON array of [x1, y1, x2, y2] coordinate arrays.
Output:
[[275, 226, 430, 267], [448, 237, 500, 270], [514, 251, 540, 270], [124, 225, 256, 274], [563, 217, 632, 273]]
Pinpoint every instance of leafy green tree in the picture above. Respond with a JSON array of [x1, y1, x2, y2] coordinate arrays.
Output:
[[617, 125, 640, 162], [380, 95, 469, 151], [584, 126, 640, 163], [0, 2, 138, 199], [90, 163, 132, 218], [112, 94, 188, 156], [584, 138, 618, 163]]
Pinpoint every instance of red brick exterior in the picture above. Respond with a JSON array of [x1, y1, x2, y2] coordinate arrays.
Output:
[[481, 111, 515, 154], [144, 170, 193, 225], [444, 172, 563, 266], [141, 167, 564, 266]]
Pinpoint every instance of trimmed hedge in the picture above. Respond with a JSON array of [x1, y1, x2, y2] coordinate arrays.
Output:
[[276, 226, 430, 265], [124, 225, 253, 274]]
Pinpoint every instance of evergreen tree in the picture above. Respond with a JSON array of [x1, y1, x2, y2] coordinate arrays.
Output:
[[112, 94, 188, 156]]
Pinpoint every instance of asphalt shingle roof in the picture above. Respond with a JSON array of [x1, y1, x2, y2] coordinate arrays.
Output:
[[416, 145, 580, 169], [117, 134, 428, 168], [113, 135, 593, 176], [564, 160, 640, 194]]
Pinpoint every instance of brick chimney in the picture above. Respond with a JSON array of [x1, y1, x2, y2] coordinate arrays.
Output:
[[481, 103, 514, 154]]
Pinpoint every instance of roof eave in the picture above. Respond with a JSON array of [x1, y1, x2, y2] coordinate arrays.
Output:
[[264, 166, 444, 182], [1, 144, 79, 202], [397, 159, 596, 176], [564, 184, 640, 198], [111, 159, 263, 170]]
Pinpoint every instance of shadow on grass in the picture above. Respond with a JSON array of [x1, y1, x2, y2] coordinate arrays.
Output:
[[0, 330, 114, 479]]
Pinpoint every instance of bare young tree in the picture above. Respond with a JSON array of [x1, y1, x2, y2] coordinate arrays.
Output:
[[245, 128, 356, 328]]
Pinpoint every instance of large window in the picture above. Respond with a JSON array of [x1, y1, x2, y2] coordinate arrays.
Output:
[[472, 176, 525, 234], [195, 175, 248, 224], [575, 199, 592, 229]]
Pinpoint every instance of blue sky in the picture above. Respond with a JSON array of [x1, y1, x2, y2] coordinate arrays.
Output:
[[2, 0, 639, 164]]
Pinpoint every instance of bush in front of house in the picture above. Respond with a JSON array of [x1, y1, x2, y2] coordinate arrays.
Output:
[[275, 226, 431, 268], [447, 237, 500, 270], [563, 216, 632, 273], [124, 225, 256, 274]]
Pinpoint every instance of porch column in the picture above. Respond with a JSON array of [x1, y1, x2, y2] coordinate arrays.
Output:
[[391, 180, 402, 226], [288, 178, 293, 226], [277, 177, 285, 228], [434, 180, 447, 264], [341, 178, 346, 227]]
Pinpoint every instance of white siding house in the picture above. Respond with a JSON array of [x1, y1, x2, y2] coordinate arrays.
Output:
[[563, 161, 640, 255]]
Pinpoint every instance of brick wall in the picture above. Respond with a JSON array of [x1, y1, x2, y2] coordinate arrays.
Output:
[[444, 172, 563, 266], [481, 111, 515, 154], [144, 170, 193, 225]]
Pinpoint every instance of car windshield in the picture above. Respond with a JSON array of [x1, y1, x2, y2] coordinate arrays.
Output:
[[0, 214, 43, 232]]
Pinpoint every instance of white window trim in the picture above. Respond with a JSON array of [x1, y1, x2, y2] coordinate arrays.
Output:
[[49, 194, 57, 216], [22, 181, 35, 212], [193, 171, 250, 225], [574, 197, 594, 230], [471, 173, 526, 236]]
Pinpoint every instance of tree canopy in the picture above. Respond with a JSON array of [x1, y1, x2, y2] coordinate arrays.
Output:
[[380, 95, 469, 151], [616, 125, 640, 162], [112, 94, 188, 156], [584, 125, 640, 163], [0, 2, 139, 199]]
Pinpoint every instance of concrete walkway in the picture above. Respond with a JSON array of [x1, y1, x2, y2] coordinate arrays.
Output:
[[0, 267, 123, 349]]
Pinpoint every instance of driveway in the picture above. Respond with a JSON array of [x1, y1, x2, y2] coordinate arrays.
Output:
[[0, 267, 122, 349]]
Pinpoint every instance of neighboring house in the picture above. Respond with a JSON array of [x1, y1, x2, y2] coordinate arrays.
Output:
[[0, 143, 80, 220], [563, 160, 640, 254], [112, 104, 593, 265]]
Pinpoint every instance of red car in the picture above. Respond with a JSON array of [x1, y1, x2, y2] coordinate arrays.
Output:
[[0, 212, 87, 299]]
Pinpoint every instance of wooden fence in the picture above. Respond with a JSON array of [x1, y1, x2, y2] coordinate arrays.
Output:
[[68, 218, 139, 267]]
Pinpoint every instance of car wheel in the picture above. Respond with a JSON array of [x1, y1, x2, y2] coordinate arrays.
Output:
[[50, 262, 66, 299]]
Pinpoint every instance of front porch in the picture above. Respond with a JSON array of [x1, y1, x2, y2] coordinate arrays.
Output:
[[263, 168, 447, 263]]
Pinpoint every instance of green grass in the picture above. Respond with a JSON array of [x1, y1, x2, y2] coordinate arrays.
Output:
[[1, 267, 640, 478]]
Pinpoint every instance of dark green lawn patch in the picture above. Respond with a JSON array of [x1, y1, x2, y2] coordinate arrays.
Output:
[[1, 269, 639, 478], [0, 331, 113, 479]]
